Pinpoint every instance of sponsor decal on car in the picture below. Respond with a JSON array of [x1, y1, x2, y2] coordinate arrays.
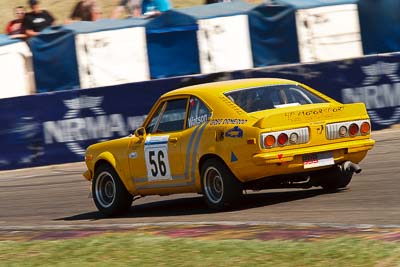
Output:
[[284, 106, 345, 122], [188, 114, 209, 128], [225, 126, 243, 138], [144, 135, 172, 181], [210, 118, 247, 126]]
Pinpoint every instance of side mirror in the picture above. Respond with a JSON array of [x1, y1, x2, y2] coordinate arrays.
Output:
[[134, 127, 146, 138]]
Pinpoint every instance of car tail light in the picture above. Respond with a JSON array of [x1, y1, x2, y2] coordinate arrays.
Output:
[[277, 133, 288, 145], [289, 132, 298, 144], [349, 123, 359, 136], [326, 120, 371, 139], [360, 122, 370, 134], [339, 126, 347, 137], [264, 135, 275, 147], [261, 127, 309, 149]]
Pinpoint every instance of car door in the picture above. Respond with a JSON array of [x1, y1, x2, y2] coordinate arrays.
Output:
[[128, 97, 188, 190], [178, 96, 212, 184]]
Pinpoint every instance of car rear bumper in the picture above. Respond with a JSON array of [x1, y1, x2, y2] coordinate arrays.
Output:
[[230, 138, 375, 182], [252, 138, 375, 165]]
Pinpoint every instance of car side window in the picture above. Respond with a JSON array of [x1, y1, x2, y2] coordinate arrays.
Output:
[[148, 98, 188, 133], [146, 102, 164, 133], [187, 97, 211, 128]]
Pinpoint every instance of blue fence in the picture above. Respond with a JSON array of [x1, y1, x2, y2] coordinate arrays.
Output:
[[1, 52, 399, 170]]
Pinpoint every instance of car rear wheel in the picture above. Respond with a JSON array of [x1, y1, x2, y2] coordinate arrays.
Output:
[[319, 165, 353, 190], [92, 164, 133, 216], [201, 158, 242, 210]]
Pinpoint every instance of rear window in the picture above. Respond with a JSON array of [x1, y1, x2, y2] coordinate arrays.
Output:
[[225, 84, 327, 113]]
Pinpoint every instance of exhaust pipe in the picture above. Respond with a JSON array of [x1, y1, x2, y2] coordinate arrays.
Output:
[[341, 161, 362, 174]]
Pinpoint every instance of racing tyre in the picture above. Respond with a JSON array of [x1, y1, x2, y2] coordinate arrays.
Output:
[[92, 164, 133, 216], [201, 158, 243, 210], [319, 165, 353, 190]]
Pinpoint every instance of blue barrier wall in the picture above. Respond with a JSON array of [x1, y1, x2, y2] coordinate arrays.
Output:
[[0, 78, 179, 170], [1, 53, 399, 170]]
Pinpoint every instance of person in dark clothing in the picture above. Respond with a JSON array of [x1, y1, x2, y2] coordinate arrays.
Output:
[[22, 0, 55, 37], [5, 6, 27, 39]]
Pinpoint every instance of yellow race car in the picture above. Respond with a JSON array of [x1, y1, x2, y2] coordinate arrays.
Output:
[[83, 78, 375, 215]]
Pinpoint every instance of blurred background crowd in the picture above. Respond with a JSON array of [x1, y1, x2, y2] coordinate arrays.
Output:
[[3, 0, 261, 39]]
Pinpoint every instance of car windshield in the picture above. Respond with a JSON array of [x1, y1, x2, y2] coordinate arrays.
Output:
[[224, 84, 327, 113]]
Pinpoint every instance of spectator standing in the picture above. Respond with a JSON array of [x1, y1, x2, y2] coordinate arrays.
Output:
[[22, 0, 55, 37], [68, 0, 102, 22], [112, 0, 142, 18], [70, 0, 93, 21], [5, 6, 27, 39], [142, 0, 172, 17]]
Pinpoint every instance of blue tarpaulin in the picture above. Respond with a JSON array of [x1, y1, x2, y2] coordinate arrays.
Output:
[[28, 19, 148, 93], [145, 11, 200, 79], [145, 2, 254, 79], [358, 0, 400, 54], [248, 4, 299, 67], [29, 27, 79, 93]]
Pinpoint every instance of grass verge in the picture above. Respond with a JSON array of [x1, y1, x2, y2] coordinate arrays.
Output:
[[0, 232, 399, 266]]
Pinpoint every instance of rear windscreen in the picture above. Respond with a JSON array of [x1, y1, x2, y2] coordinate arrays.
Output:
[[224, 84, 327, 113]]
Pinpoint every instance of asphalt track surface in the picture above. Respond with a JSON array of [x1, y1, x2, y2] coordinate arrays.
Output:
[[0, 129, 399, 230]]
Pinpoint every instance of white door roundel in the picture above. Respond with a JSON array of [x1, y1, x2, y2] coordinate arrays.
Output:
[[144, 136, 172, 181]]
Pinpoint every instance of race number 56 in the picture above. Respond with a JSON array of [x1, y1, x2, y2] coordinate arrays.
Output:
[[144, 145, 172, 181], [149, 150, 166, 177]]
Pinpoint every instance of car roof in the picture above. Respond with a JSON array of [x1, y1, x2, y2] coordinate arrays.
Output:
[[162, 78, 299, 99]]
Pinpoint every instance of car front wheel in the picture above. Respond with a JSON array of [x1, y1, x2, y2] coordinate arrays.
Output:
[[92, 164, 133, 216], [201, 158, 242, 210]]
